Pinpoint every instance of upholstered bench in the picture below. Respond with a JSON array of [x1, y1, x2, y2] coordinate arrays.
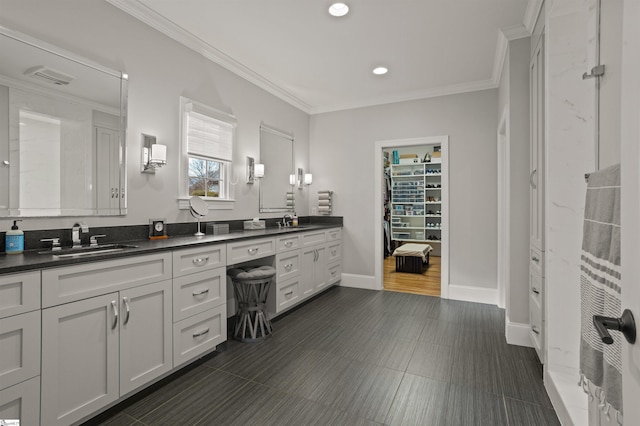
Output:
[[392, 243, 432, 274]]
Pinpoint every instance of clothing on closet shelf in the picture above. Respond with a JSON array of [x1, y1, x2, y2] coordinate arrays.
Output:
[[579, 163, 623, 423]]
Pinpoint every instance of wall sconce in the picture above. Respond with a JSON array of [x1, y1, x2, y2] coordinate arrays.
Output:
[[289, 174, 296, 185], [141, 134, 167, 174], [297, 167, 304, 190], [247, 156, 255, 184], [304, 173, 313, 185]]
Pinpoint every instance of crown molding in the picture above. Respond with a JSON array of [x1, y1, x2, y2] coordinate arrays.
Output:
[[491, 23, 530, 87], [524, 0, 544, 33], [311, 79, 496, 114], [106, 0, 313, 114]]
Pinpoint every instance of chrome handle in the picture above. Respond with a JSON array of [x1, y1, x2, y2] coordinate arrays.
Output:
[[284, 263, 293, 271], [122, 296, 131, 325], [111, 188, 115, 198], [193, 328, 210, 338], [2, 160, 9, 165], [531, 325, 540, 334], [115, 188, 119, 198], [120, 189, 124, 199], [111, 300, 118, 330], [285, 291, 294, 298], [530, 169, 537, 189], [192, 288, 210, 296], [284, 241, 293, 247], [331, 250, 337, 256], [248, 248, 258, 255], [532, 287, 540, 295], [331, 271, 337, 277], [40, 238, 62, 251], [192, 256, 210, 266], [532, 256, 540, 263]]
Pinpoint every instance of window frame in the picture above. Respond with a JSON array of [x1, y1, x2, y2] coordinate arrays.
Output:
[[178, 96, 237, 210]]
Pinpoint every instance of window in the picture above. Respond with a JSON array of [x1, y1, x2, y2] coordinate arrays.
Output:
[[180, 97, 236, 204]]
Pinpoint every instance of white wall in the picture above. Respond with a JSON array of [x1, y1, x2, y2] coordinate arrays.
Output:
[[310, 90, 499, 292], [0, 0, 310, 232]]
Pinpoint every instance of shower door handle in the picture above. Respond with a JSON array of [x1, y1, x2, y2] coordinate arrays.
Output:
[[593, 309, 636, 345]]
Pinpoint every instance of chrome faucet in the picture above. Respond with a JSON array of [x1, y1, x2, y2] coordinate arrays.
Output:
[[283, 214, 293, 227], [71, 223, 89, 248]]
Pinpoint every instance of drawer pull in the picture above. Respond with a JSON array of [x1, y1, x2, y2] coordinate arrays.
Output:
[[331, 271, 337, 277], [110, 300, 118, 329], [284, 241, 293, 247], [284, 263, 293, 271], [122, 296, 131, 325], [193, 328, 210, 338], [192, 288, 210, 296], [531, 325, 540, 334], [532, 287, 540, 295], [248, 248, 259, 255], [531, 256, 540, 263], [331, 250, 337, 256], [285, 291, 294, 298], [192, 256, 210, 266]]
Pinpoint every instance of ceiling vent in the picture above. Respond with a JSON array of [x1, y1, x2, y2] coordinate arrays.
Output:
[[24, 66, 75, 86]]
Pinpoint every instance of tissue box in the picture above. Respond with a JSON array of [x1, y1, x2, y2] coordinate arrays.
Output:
[[243, 220, 266, 230]]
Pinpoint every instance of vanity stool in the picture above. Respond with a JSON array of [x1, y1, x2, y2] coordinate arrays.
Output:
[[228, 265, 276, 342]]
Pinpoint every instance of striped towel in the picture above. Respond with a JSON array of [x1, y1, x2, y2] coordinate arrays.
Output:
[[579, 164, 622, 420]]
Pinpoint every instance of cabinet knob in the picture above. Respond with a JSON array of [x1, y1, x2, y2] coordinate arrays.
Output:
[[532, 287, 540, 295], [531, 256, 540, 263], [531, 325, 540, 335]]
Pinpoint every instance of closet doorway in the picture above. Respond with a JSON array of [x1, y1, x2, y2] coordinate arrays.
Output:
[[374, 136, 449, 298]]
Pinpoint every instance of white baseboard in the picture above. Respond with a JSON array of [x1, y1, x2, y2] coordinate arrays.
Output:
[[447, 283, 498, 305], [505, 316, 533, 347], [340, 273, 377, 290], [545, 368, 588, 426]]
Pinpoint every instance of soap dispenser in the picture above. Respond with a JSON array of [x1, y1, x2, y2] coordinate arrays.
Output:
[[6, 220, 24, 254], [292, 213, 298, 227]]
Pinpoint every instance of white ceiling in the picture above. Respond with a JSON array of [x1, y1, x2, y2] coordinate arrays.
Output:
[[109, 0, 535, 114]]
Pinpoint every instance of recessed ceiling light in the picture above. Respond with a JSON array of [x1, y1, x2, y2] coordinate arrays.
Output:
[[329, 3, 349, 17], [373, 66, 388, 75]]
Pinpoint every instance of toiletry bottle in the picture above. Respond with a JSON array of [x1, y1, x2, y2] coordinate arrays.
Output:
[[5, 220, 24, 254], [292, 213, 298, 227]]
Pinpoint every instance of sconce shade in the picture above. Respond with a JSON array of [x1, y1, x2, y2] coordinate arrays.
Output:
[[289, 174, 296, 185], [304, 173, 313, 185], [255, 163, 265, 178], [150, 144, 167, 165]]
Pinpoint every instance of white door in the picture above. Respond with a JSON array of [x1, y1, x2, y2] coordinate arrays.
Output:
[[620, 0, 640, 423]]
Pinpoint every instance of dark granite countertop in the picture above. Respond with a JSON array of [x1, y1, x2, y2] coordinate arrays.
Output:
[[0, 223, 342, 274]]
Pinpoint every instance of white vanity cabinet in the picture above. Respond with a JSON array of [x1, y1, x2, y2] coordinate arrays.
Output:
[[40, 253, 173, 426], [0, 271, 41, 426], [267, 234, 303, 315], [172, 245, 227, 367]]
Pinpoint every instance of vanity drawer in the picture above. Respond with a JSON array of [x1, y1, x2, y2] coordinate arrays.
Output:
[[529, 298, 543, 354], [0, 310, 40, 391], [326, 262, 342, 286], [300, 230, 326, 247], [277, 234, 300, 252], [173, 267, 226, 322], [226, 237, 275, 265], [268, 277, 302, 314], [276, 251, 301, 281], [529, 265, 543, 307], [0, 271, 40, 319], [172, 244, 226, 278], [173, 305, 226, 367], [530, 246, 543, 276], [326, 241, 342, 264], [42, 252, 172, 307], [326, 228, 342, 242], [0, 376, 40, 426]]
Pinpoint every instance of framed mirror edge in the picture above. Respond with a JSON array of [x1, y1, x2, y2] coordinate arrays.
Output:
[[258, 123, 295, 213]]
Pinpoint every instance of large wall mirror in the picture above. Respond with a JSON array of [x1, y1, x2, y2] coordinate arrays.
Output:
[[0, 25, 128, 217], [259, 124, 294, 213]]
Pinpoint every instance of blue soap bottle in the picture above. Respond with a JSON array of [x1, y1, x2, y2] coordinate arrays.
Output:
[[5, 220, 24, 254]]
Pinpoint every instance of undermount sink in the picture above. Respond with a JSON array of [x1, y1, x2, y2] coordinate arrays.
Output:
[[40, 244, 139, 258]]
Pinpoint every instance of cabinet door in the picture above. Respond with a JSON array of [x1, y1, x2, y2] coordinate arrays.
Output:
[[530, 35, 545, 251], [120, 280, 173, 396], [41, 293, 119, 426], [314, 245, 328, 291], [300, 247, 317, 298]]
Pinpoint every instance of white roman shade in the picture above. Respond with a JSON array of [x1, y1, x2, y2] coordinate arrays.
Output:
[[183, 98, 236, 161]]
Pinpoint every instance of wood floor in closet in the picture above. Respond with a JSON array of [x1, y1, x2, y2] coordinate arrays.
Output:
[[383, 255, 441, 296]]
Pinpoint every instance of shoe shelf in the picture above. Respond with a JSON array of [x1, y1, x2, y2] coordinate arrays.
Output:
[[390, 162, 443, 244]]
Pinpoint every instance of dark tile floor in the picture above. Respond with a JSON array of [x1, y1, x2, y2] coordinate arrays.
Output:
[[87, 287, 560, 426]]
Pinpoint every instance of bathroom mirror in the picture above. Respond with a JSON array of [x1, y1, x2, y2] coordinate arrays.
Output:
[[0, 25, 128, 217], [259, 124, 294, 213], [189, 196, 208, 236]]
